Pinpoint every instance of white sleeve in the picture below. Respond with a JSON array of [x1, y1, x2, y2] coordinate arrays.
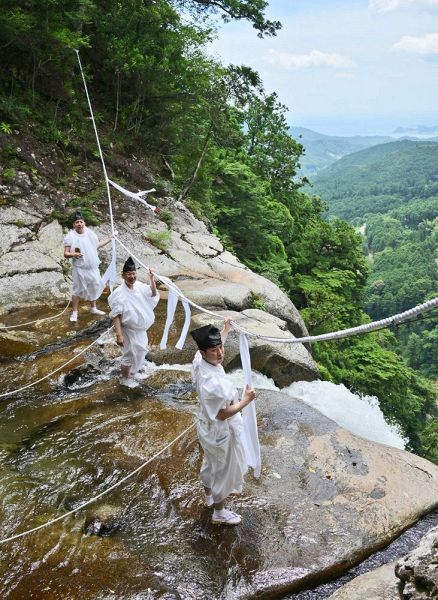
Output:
[[64, 232, 74, 247], [200, 376, 232, 420], [108, 289, 123, 318], [144, 284, 160, 308], [89, 229, 99, 247]]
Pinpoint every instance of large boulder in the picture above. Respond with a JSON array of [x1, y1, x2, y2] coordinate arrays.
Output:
[[210, 390, 438, 598], [148, 308, 320, 386], [0, 212, 69, 309]]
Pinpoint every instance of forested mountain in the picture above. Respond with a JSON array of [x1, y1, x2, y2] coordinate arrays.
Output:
[[290, 126, 393, 177], [0, 0, 436, 459], [312, 140, 438, 221], [312, 140, 438, 384]]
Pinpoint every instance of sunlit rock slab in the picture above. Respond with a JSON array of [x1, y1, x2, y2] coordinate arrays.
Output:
[[327, 560, 400, 600]]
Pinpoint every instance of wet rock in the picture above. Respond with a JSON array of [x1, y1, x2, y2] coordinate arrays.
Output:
[[84, 504, 122, 537], [213, 390, 435, 597], [395, 525, 438, 599], [0, 330, 39, 358], [63, 364, 102, 389]]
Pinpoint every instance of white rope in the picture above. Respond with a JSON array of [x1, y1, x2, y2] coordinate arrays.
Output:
[[0, 300, 71, 330], [0, 326, 113, 399], [75, 50, 115, 237], [0, 421, 196, 544], [114, 235, 438, 344]]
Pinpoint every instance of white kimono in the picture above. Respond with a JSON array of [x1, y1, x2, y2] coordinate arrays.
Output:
[[64, 228, 103, 301], [191, 351, 247, 504], [108, 281, 160, 374]]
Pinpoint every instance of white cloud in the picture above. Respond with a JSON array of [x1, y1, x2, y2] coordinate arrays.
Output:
[[370, 0, 438, 12], [392, 32, 438, 53], [263, 48, 356, 70]]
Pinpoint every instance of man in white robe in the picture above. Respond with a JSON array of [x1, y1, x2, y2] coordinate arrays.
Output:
[[108, 256, 159, 378], [64, 210, 112, 322], [191, 318, 256, 525]]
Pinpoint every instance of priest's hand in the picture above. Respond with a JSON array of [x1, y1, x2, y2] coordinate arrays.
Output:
[[116, 334, 124, 346], [223, 316, 233, 333], [242, 385, 256, 407]]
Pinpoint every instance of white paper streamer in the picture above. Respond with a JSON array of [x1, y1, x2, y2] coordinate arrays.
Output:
[[108, 178, 157, 211], [160, 290, 179, 349], [239, 333, 261, 478], [176, 300, 191, 350]]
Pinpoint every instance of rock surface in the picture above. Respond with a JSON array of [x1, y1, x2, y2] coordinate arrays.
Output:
[[327, 525, 438, 600], [395, 525, 438, 599], [327, 561, 400, 600], [149, 308, 318, 387], [0, 163, 318, 384], [0, 305, 437, 599]]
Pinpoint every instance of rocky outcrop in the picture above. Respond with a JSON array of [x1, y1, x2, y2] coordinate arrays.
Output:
[[1, 303, 437, 599], [327, 525, 438, 600], [149, 308, 318, 387], [395, 526, 438, 599], [0, 159, 318, 384]]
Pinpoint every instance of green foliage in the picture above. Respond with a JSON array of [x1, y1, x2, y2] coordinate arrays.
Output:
[[1, 167, 17, 183], [145, 230, 171, 251], [51, 193, 102, 228], [0, 121, 12, 134], [420, 417, 438, 464], [171, 0, 281, 37], [158, 209, 174, 227], [211, 157, 293, 287], [251, 294, 266, 311]]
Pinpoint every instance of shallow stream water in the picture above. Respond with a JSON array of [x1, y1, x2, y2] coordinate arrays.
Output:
[[0, 303, 435, 599]]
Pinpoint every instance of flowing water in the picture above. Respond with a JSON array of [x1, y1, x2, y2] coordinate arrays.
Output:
[[0, 303, 434, 599]]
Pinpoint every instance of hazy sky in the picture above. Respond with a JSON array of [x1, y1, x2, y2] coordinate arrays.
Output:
[[208, 0, 438, 135]]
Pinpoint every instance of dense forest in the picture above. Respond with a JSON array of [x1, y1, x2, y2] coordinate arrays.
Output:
[[312, 143, 437, 378], [0, 0, 436, 461], [312, 140, 438, 221]]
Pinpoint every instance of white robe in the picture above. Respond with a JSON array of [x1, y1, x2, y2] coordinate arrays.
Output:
[[64, 228, 103, 301], [191, 351, 247, 504], [108, 281, 160, 374]]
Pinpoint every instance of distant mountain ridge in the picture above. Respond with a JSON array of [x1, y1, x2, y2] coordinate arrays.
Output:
[[290, 126, 394, 178], [394, 125, 438, 135], [311, 139, 438, 221]]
